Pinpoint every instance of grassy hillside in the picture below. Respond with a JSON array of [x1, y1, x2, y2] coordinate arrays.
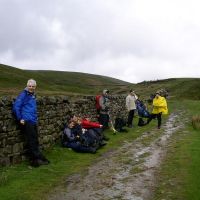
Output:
[[134, 78, 200, 100], [0, 64, 131, 96], [1, 63, 200, 99]]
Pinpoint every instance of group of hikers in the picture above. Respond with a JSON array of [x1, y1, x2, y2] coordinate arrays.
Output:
[[12, 79, 168, 167]]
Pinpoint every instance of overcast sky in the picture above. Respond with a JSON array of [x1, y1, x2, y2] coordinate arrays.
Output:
[[1, 0, 200, 83]]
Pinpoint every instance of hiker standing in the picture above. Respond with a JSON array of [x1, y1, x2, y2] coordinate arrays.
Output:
[[147, 91, 168, 129], [98, 89, 110, 130], [12, 79, 50, 167], [126, 89, 138, 128]]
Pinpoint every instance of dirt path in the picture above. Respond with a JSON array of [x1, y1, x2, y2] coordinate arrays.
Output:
[[48, 111, 185, 200]]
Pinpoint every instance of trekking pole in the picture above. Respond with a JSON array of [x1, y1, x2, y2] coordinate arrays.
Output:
[[108, 112, 117, 135]]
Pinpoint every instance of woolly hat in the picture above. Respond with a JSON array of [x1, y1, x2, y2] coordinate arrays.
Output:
[[155, 91, 160, 95], [103, 89, 109, 95]]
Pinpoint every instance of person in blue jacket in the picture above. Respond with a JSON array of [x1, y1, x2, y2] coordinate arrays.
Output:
[[13, 79, 49, 167], [136, 98, 150, 126]]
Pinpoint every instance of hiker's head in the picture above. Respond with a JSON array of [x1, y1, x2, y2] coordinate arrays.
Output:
[[155, 91, 160, 97], [27, 79, 36, 93], [129, 89, 135, 96], [84, 116, 91, 121], [68, 119, 75, 128], [103, 89, 109, 96]]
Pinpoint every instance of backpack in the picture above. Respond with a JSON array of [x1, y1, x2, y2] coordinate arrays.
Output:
[[114, 117, 127, 132], [95, 95, 102, 111]]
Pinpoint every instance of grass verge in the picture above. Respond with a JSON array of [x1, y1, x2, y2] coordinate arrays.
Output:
[[153, 100, 200, 200], [0, 122, 155, 200]]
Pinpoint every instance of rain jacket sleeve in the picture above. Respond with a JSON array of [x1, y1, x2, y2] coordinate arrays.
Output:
[[12, 90, 27, 121], [81, 119, 102, 129]]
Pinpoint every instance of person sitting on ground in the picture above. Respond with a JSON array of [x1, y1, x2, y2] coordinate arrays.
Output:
[[62, 119, 97, 153], [73, 116, 100, 149], [146, 91, 168, 129], [81, 116, 107, 146]]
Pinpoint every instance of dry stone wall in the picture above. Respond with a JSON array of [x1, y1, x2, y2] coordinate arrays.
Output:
[[0, 95, 126, 167]]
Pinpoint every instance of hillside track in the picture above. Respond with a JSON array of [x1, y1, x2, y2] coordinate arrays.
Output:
[[48, 111, 185, 200]]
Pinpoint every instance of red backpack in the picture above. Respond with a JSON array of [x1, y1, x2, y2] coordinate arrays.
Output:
[[95, 95, 102, 111]]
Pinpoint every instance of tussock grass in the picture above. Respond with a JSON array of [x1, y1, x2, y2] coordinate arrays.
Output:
[[192, 115, 200, 129], [0, 172, 7, 186]]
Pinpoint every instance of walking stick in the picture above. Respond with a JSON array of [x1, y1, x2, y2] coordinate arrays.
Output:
[[108, 112, 117, 134]]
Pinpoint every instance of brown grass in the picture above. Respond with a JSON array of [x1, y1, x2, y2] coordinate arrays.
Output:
[[192, 115, 200, 129]]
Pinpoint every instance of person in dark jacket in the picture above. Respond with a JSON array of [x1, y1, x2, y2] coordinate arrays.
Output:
[[98, 89, 110, 130], [62, 119, 97, 153], [13, 79, 49, 167]]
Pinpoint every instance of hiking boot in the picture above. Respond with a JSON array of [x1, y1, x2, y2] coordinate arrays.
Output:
[[99, 141, 107, 146], [30, 159, 49, 167], [40, 155, 50, 164], [30, 159, 40, 167], [37, 159, 50, 166], [103, 136, 110, 141]]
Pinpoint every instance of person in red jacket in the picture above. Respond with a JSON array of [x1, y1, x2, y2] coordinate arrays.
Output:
[[81, 117, 103, 129]]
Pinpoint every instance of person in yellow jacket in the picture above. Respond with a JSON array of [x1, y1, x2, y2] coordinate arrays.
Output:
[[147, 91, 168, 129]]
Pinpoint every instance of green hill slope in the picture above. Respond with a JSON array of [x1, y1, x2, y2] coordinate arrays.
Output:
[[1, 64, 200, 99], [134, 78, 200, 100], [0, 64, 131, 95]]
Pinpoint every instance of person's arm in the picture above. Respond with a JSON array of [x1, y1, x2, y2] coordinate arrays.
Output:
[[134, 94, 138, 100], [81, 119, 102, 128], [63, 127, 75, 142], [13, 91, 26, 123]]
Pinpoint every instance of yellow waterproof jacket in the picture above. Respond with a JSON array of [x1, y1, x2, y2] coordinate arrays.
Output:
[[152, 96, 168, 114]]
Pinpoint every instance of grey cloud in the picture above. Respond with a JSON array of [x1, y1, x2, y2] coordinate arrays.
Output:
[[1, 0, 200, 82]]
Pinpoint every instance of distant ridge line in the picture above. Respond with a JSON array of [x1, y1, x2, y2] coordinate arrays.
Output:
[[87, 84, 131, 86]]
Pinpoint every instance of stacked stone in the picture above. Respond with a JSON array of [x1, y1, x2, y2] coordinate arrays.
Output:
[[0, 95, 126, 166]]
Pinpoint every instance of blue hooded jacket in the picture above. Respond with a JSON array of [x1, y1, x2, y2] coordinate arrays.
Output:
[[136, 99, 150, 118], [12, 89, 38, 124]]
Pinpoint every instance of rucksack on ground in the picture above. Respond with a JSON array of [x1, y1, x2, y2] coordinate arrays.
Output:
[[114, 117, 127, 132]]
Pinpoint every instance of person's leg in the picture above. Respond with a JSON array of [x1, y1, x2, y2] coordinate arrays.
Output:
[[68, 142, 96, 153], [127, 110, 134, 127], [23, 123, 42, 160], [99, 114, 110, 130], [146, 114, 156, 124], [157, 113, 162, 129], [22, 122, 49, 166]]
